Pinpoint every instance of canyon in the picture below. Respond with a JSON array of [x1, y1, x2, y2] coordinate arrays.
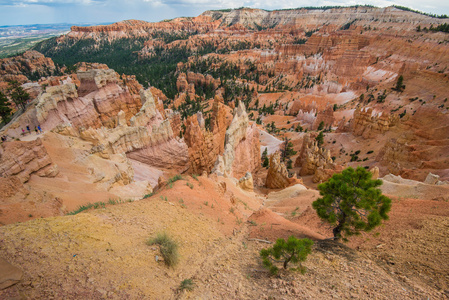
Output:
[[0, 5, 449, 299]]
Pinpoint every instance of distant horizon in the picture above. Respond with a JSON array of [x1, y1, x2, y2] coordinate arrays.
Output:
[[1, 2, 448, 27], [0, 22, 112, 28]]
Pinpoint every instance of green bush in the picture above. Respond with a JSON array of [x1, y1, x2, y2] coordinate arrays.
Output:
[[168, 174, 183, 184], [178, 278, 195, 292], [147, 232, 179, 267], [260, 236, 313, 275]]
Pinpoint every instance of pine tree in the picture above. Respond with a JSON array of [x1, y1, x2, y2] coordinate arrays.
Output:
[[295, 124, 303, 132], [8, 81, 29, 111], [394, 75, 405, 92], [312, 167, 391, 241], [260, 236, 313, 275], [262, 147, 269, 168], [317, 121, 325, 131], [316, 131, 324, 147], [282, 138, 297, 162], [0, 91, 12, 124]]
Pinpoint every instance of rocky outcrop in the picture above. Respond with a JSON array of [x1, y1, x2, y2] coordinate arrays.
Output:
[[149, 87, 167, 119], [67, 16, 221, 41], [79, 70, 142, 126], [213, 101, 260, 178], [77, 69, 119, 96], [295, 133, 339, 183], [0, 139, 58, 184], [0, 51, 56, 90], [35, 83, 102, 130], [312, 104, 335, 130], [176, 73, 189, 92], [166, 110, 182, 137], [73, 88, 189, 172], [381, 173, 449, 201], [231, 122, 260, 179], [370, 166, 380, 180], [210, 95, 231, 153], [183, 95, 232, 175], [266, 151, 291, 189], [35, 69, 143, 131], [178, 71, 220, 92], [238, 172, 254, 191], [202, 6, 444, 31], [121, 74, 143, 96], [184, 113, 217, 174], [349, 107, 399, 139]]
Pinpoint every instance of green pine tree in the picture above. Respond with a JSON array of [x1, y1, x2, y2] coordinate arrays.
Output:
[[260, 236, 313, 275], [282, 138, 297, 162], [315, 131, 324, 147], [262, 147, 269, 168], [0, 91, 12, 124], [9, 81, 30, 111], [312, 167, 391, 241]]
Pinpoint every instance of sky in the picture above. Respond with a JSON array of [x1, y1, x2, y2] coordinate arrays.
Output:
[[0, 0, 448, 26]]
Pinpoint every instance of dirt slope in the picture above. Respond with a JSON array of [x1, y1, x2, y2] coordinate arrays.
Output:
[[1, 176, 448, 299]]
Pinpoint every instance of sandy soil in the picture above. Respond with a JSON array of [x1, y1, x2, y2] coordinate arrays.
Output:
[[1, 174, 448, 299]]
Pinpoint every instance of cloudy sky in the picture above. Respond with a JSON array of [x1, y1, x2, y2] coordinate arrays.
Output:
[[0, 0, 448, 26]]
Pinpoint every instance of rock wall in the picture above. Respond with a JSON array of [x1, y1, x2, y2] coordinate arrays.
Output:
[[35, 69, 143, 131], [210, 95, 231, 153], [184, 114, 217, 174], [72, 88, 189, 172], [231, 123, 261, 179], [36, 83, 102, 130], [184, 95, 232, 175], [213, 101, 260, 178]]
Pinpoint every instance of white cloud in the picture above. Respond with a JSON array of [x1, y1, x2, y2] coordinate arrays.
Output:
[[1, 0, 448, 25]]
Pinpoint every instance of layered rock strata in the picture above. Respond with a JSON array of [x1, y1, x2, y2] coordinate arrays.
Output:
[[0, 138, 58, 185], [34, 69, 142, 131], [76, 89, 189, 171]]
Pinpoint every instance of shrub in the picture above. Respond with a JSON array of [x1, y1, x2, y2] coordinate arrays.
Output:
[[168, 174, 183, 184], [350, 155, 358, 162], [312, 167, 391, 241], [147, 232, 179, 267], [295, 124, 303, 132], [178, 278, 195, 292], [260, 236, 313, 275]]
